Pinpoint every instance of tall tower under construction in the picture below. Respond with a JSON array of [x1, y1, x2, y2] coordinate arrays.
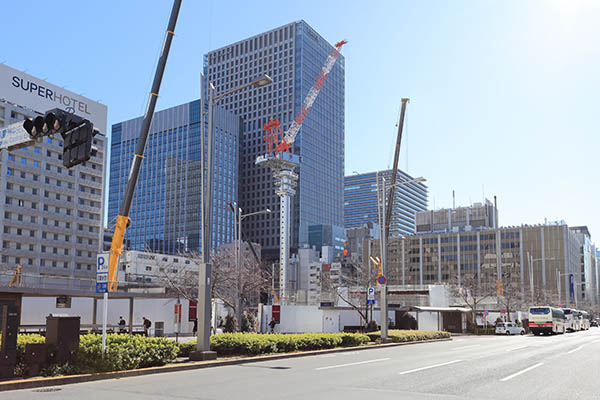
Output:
[[205, 21, 345, 259]]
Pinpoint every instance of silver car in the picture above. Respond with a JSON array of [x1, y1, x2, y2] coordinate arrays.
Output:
[[496, 322, 525, 335]]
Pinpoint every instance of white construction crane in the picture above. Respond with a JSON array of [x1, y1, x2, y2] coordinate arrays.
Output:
[[256, 39, 346, 305]]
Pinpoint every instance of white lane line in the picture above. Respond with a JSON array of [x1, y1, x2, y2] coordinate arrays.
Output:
[[591, 339, 600, 344], [451, 344, 481, 351], [399, 360, 462, 375], [315, 358, 390, 370], [505, 345, 529, 352], [500, 363, 544, 382], [567, 345, 584, 354]]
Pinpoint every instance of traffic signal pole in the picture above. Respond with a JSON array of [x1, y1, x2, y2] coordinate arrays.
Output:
[[107, 0, 182, 292]]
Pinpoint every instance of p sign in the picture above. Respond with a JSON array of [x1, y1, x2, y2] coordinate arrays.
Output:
[[96, 254, 109, 273], [96, 253, 109, 293]]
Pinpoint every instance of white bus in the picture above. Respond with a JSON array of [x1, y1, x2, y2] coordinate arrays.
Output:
[[581, 311, 590, 330], [563, 308, 581, 332], [529, 306, 566, 335]]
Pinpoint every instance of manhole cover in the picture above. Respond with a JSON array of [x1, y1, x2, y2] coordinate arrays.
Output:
[[33, 387, 62, 393]]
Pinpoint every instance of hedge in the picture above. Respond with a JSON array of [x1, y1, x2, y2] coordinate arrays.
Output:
[[178, 332, 370, 357], [13, 333, 178, 376], [367, 329, 451, 343]]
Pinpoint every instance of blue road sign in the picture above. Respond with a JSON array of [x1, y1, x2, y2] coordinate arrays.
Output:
[[377, 275, 386, 285], [96, 282, 108, 293], [367, 299, 375, 305]]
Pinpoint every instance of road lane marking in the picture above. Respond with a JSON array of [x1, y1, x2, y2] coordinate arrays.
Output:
[[451, 345, 481, 351], [500, 363, 544, 382], [398, 360, 462, 375], [505, 345, 529, 352], [315, 358, 391, 370], [591, 339, 600, 344], [567, 345, 584, 354]]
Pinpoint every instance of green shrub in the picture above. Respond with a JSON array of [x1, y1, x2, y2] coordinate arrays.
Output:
[[75, 334, 178, 373], [339, 333, 370, 347], [14, 334, 46, 377], [367, 329, 451, 343], [180, 332, 370, 357], [177, 341, 197, 357]]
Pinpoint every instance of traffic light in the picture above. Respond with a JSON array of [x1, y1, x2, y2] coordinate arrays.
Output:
[[23, 108, 71, 139], [343, 241, 349, 257], [62, 121, 94, 168], [23, 108, 96, 168]]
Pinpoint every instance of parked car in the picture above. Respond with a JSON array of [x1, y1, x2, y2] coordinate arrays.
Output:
[[591, 320, 598, 327], [496, 322, 525, 335]]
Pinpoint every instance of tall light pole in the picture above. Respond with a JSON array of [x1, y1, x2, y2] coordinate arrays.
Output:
[[191, 74, 272, 361], [527, 252, 554, 304], [229, 203, 270, 329], [376, 174, 426, 341]]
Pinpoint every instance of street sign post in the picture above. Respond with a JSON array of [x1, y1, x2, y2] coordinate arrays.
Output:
[[0, 122, 35, 151], [367, 287, 375, 305], [377, 275, 386, 286], [96, 254, 109, 354]]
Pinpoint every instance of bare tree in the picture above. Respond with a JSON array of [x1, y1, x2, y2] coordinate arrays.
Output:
[[320, 261, 369, 324], [452, 273, 496, 327], [156, 245, 270, 321]]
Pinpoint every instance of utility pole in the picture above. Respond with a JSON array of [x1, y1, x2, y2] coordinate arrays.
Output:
[[377, 173, 388, 341]]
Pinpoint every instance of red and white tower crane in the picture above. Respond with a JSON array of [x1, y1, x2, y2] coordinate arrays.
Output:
[[256, 40, 346, 305]]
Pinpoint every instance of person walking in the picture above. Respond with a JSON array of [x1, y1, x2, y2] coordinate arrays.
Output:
[[143, 317, 152, 337], [193, 318, 198, 336], [269, 317, 276, 333], [118, 316, 127, 333]]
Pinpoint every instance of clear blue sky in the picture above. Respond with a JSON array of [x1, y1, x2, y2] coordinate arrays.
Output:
[[3, 1, 599, 241]]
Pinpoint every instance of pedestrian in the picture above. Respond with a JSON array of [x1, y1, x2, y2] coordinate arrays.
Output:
[[118, 316, 127, 333], [269, 317, 276, 333], [143, 317, 152, 337], [193, 318, 198, 336]]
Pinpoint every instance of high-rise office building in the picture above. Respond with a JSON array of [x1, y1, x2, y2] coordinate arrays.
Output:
[[416, 199, 498, 234], [205, 20, 345, 259], [344, 169, 428, 236], [108, 100, 241, 254], [0, 64, 107, 281]]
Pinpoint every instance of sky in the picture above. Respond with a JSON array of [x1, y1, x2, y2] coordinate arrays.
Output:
[[3, 0, 599, 242]]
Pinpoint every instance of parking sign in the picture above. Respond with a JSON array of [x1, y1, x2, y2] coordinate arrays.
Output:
[[367, 287, 375, 304], [96, 254, 109, 293]]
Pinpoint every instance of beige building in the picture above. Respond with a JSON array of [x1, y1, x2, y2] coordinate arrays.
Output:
[[366, 222, 595, 309]]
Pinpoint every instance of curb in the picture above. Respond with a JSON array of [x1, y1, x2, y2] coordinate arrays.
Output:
[[0, 337, 451, 392]]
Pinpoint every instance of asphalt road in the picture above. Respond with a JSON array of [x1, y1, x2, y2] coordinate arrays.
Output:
[[5, 329, 600, 400]]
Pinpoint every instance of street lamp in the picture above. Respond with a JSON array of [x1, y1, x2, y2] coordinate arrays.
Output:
[[228, 202, 271, 328], [526, 253, 555, 304], [376, 175, 427, 341], [191, 73, 272, 361]]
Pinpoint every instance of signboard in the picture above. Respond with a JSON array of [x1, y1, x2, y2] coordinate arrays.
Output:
[[367, 287, 375, 305], [56, 296, 71, 309], [377, 275, 386, 285], [483, 311, 489, 317], [569, 274, 575, 300], [96, 254, 109, 293], [272, 305, 281, 323], [188, 301, 197, 321], [0, 64, 107, 133], [0, 122, 34, 151]]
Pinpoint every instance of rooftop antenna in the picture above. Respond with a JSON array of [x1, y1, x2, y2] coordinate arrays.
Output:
[[452, 190, 455, 209]]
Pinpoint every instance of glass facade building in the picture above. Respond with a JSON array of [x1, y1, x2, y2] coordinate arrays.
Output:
[[108, 100, 241, 254], [205, 20, 345, 259], [344, 169, 428, 237]]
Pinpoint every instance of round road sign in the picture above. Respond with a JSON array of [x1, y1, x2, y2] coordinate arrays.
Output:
[[377, 275, 386, 285]]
